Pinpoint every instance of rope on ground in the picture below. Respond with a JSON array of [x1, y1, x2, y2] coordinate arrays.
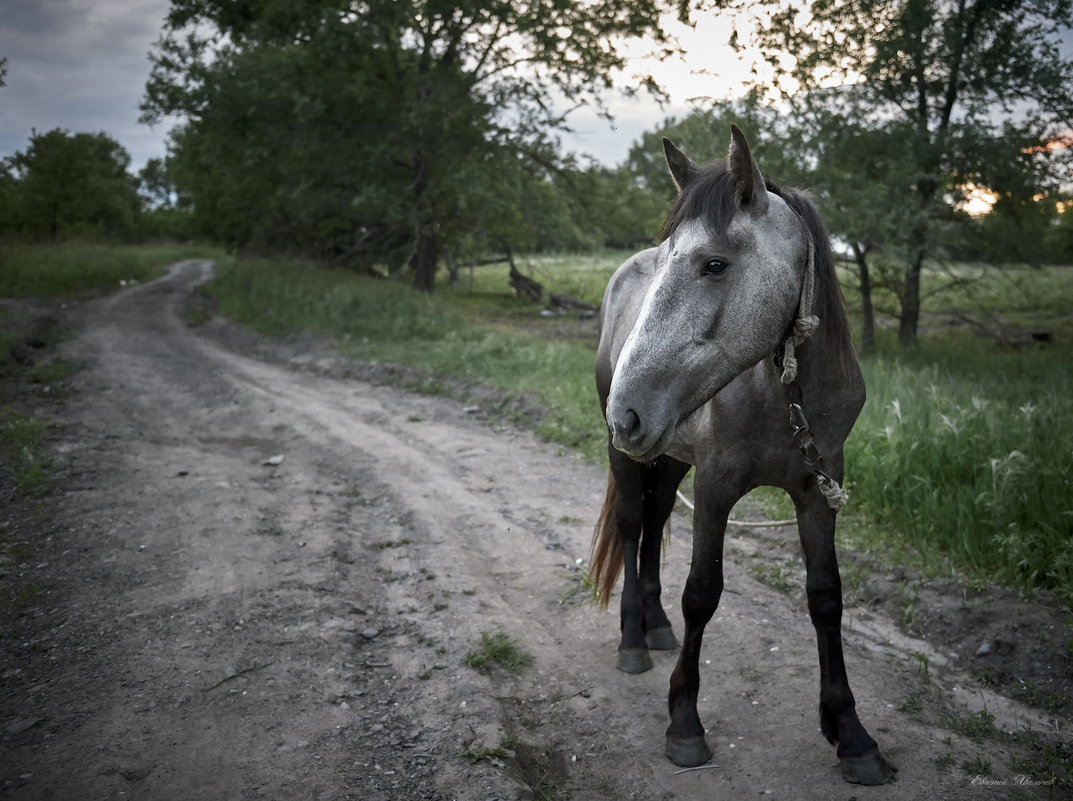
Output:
[[674, 490, 796, 527]]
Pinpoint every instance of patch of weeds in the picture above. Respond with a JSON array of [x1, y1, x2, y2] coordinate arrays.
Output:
[[13, 583, 46, 609], [461, 588, 476, 596], [560, 567, 597, 606], [411, 377, 451, 397], [26, 358, 75, 384], [0, 535, 31, 564], [935, 753, 956, 771], [750, 562, 795, 593], [974, 662, 1013, 688], [465, 630, 534, 674], [466, 733, 518, 768], [185, 308, 210, 326], [512, 741, 567, 801], [1010, 736, 1072, 788], [417, 665, 433, 680], [961, 757, 992, 775], [557, 515, 583, 525], [371, 537, 410, 551], [0, 411, 52, 496], [899, 690, 925, 714], [1019, 683, 1068, 712], [944, 708, 996, 741], [908, 650, 930, 678], [432, 602, 448, 612], [897, 579, 922, 635]]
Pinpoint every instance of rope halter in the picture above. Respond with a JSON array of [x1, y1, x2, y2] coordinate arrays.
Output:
[[778, 232, 849, 511], [779, 235, 819, 385]]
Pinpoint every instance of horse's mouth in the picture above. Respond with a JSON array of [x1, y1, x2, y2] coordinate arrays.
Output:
[[611, 422, 675, 464]]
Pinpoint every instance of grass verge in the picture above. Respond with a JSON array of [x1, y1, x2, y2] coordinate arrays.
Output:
[[0, 241, 223, 298], [845, 343, 1073, 602], [0, 411, 51, 497]]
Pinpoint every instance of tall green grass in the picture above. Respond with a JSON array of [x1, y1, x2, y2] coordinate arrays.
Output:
[[847, 346, 1073, 601], [0, 242, 222, 298]]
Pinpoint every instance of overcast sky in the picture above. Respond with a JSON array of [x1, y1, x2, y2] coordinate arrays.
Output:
[[0, 0, 176, 169], [0, 1, 765, 173], [3, 1, 1071, 175]]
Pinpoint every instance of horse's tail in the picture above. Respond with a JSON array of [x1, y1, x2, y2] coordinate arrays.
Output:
[[588, 469, 624, 609]]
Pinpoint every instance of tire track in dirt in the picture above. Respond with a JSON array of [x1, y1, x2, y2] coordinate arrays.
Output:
[[1, 260, 1063, 800]]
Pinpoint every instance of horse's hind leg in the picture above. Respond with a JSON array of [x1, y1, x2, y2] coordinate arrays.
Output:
[[794, 483, 895, 785], [639, 456, 691, 650]]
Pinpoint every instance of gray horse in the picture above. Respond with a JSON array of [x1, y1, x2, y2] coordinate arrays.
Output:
[[590, 125, 894, 785]]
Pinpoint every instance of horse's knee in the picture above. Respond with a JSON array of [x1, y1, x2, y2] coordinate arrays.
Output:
[[682, 572, 723, 623], [805, 581, 842, 628]]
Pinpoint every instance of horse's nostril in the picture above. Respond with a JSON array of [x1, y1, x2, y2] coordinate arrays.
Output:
[[623, 408, 642, 437]]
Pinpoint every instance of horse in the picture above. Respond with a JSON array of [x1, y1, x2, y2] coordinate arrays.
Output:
[[589, 125, 894, 785]]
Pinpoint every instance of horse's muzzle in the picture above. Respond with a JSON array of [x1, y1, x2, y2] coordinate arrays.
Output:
[[607, 402, 672, 462]]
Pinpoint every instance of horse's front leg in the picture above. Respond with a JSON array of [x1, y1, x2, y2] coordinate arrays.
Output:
[[793, 478, 896, 785], [664, 471, 736, 767], [608, 448, 652, 674], [639, 456, 691, 651]]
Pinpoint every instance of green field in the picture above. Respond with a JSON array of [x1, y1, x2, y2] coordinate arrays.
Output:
[[4, 245, 1072, 603]]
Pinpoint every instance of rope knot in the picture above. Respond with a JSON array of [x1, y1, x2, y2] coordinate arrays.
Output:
[[793, 314, 819, 340], [779, 314, 819, 385], [817, 475, 849, 510]]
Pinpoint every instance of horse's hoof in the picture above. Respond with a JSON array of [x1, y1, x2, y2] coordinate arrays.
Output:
[[840, 747, 896, 785], [616, 647, 653, 674], [645, 627, 678, 650], [665, 735, 712, 767]]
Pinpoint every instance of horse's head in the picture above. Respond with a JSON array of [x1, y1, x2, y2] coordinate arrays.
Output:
[[606, 125, 812, 462]]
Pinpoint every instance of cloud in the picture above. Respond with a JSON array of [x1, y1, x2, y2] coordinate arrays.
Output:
[[0, 0, 171, 168]]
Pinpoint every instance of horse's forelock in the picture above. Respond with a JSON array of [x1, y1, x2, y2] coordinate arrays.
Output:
[[660, 162, 737, 243]]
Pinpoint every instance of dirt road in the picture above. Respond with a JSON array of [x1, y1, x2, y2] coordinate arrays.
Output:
[[1, 261, 1067, 799]]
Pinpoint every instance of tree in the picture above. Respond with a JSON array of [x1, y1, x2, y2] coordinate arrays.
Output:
[[142, 0, 682, 290], [6, 129, 142, 241], [743, 0, 1073, 345]]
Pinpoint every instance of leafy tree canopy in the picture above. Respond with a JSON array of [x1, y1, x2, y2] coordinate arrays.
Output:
[[142, 0, 689, 288], [733, 0, 1073, 343], [4, 129, 142, 242]]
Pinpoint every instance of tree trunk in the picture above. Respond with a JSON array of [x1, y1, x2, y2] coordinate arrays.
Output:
[[413, 228, 438, 293], [851, 242, 875, 353], [898, 254, 923, 347], [505, 247, 543, 302]]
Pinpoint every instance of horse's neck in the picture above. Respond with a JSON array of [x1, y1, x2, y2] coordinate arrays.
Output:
[[792, 326, 865, 419]]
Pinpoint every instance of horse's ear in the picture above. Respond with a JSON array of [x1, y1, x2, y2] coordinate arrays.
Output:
[[728, 124, 769, 214], [663, 138, 699, 192]]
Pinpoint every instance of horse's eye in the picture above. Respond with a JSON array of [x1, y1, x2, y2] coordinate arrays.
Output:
[[703, 258, 728, 276]]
